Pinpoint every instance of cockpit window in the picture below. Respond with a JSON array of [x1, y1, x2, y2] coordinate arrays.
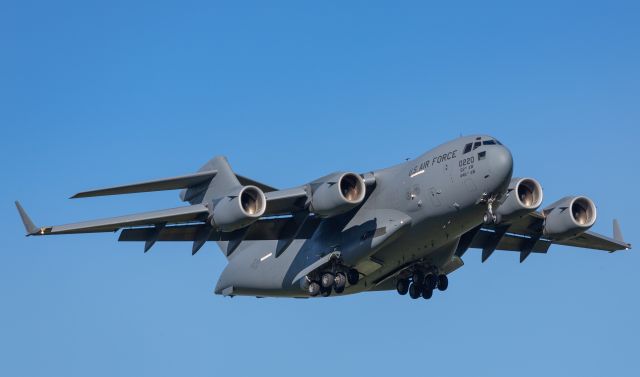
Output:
[[463, 143, 473, 154], [495, 139, 503, 145], [473, 142, 481, 150], [483, 140, 496, 145]]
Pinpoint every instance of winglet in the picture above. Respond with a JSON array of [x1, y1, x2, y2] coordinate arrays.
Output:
[[15, 201, 39, 236], [613, 219, 624, 243]]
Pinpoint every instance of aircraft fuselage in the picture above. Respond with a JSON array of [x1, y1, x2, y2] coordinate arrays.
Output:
[[214, 135, 514, 297]]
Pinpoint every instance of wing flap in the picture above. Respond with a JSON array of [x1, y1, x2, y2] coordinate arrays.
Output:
[[470, 229, 551, 253], [118, 216, 321, 242]]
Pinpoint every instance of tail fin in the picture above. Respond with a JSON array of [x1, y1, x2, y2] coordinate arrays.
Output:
[[180, 156, 242, 204], [179, 156, 247, 258]]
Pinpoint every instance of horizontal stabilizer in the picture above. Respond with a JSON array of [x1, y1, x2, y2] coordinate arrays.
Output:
[[71, 170, 217, 199], [34, 204, 210, 235], [236, 174, 278, 193]]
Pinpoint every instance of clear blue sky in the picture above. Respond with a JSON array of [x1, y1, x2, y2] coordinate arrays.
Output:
[[2, 1, 639, 376]]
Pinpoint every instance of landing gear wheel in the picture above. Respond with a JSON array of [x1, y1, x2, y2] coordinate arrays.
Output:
[[347, 269, 360, 285], [308, 282, 321, 297], [412, 271, 424, 284], [425, 274, 438, 291], [437, 274, 449, 291], [396, 279, 409, 296], [334, 286, 345, 294], [334, 273, 347, 290], [422, 288, 433, 300], [300, 277, 311, 291], [321, 287, 332, 297], [321, 273, 335, 288], [408, 283, 421, 300]]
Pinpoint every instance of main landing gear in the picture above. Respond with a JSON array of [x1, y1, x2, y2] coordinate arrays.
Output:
[[303, 265, 360, 298], [396, 269, 449, 301]]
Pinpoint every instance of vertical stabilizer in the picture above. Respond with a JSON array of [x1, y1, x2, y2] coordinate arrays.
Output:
[[180, 156, 241, 204]]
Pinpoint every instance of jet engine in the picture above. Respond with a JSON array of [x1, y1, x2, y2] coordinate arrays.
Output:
[[543, 196, 597, 240], [496, 178, 544, 223], [211, 185, 266, 232], [310, 172, 366, 217]]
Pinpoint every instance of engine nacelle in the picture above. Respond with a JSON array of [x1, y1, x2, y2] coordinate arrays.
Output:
[[211, 185, 266, 232], [496, 178, 544, 223], [310, 172, 366, 218], [543, 196, 597, 240]]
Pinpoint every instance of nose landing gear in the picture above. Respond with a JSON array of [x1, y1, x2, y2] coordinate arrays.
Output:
[[483, 197, 498, 225], [482, 193, 503, 225]]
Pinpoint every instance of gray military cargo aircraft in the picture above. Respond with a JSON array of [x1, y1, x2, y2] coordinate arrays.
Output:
[[16, 135, 632, 300]]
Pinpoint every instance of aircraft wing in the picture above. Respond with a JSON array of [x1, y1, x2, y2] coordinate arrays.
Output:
[[459, 213, 631, 263], [15, 201, 210, 235], [14, 160, 373, 254], [16, 185, 310, 237], [117, 216, 322, 242], [264, 187, 309, 215]]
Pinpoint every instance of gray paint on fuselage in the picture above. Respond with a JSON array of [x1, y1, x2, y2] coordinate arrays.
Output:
[[214, 135, 514, 297]]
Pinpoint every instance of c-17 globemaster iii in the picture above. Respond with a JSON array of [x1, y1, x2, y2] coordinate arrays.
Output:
[[16, 135, 632, 300]]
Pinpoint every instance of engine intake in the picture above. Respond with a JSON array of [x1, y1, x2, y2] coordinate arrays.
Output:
[[543, 196, 597, 240], [496, 178, 543, 222], [310, 172, 366, 217], [211, 185, 266, 232]]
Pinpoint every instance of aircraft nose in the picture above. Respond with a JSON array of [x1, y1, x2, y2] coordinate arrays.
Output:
[[491, 145, 513, 182]]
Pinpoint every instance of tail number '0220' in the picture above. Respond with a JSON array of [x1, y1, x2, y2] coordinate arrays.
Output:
[[459, 157, 474, 167]]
